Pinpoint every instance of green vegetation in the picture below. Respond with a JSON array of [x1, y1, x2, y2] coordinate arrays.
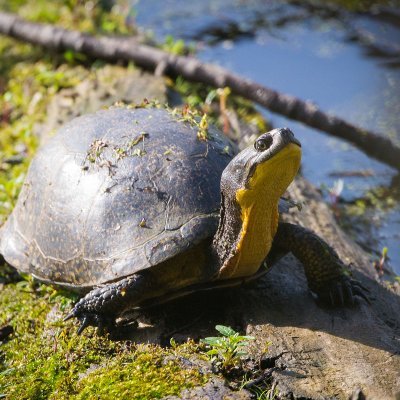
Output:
[[325, 0, 395, 12], [201, 325, 254, 373], [162, 35, 193, 56], [320, 176, 399, 278], [201, 328, 278, 399], [241, 383, 279, 400], [0, 281, 206, 399], [173, 77, 271, 135], [0, 0, 133, 34], [342, 183, 399, 218]]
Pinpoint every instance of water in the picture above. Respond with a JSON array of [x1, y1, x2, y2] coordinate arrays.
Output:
[[133, 0, 400, 274]]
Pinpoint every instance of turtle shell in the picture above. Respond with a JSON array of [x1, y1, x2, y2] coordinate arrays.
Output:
[[0, 108, 234, 289]]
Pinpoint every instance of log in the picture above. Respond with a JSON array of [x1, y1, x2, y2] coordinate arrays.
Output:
[[0, 11, 399, 170]]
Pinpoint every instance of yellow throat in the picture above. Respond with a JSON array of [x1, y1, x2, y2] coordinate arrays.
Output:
[[219, 143, 301, 279]]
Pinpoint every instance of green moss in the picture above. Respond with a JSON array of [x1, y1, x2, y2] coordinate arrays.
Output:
[[0, 283, 207, 399], [76, 348, 206, 400], [324, 0, 393, 12], [0, 0, 134, 35], [173, 77, 271, 134]]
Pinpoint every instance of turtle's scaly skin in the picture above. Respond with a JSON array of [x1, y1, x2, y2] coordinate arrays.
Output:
[[270, 223, 367, 306]]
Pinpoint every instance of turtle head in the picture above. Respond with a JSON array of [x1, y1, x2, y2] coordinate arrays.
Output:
[[213, 127, 301, 279]]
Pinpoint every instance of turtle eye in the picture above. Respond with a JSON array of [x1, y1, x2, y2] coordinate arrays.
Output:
[[254, 134, 273, 152]]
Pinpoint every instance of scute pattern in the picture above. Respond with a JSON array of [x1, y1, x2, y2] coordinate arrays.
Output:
[[0, 108, 234, 287]]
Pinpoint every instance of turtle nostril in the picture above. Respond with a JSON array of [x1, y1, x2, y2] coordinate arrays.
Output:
[[277, 127, 301, 147], [281, 127, 292, 136]]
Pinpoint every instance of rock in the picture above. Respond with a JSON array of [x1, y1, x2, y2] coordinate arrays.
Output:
[[164, 377, 251, 400], [37, 65, 167, 143]]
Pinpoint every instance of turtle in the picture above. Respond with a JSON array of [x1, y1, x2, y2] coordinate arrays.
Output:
[[0, 107, 365, 334]]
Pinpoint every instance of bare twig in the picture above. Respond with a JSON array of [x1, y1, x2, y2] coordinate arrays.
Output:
[[0, 11, 399, 170]]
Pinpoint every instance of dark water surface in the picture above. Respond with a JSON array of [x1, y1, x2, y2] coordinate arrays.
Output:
[[133, 0, 400, 274]]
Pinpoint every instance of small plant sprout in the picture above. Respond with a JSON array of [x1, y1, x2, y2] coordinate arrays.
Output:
[[329, 179, 344, 217], [197, 113, 209, 141], [329, 179, 344, 201], [217, 87, 231, 134], [373, 246, 389, 276], [201, 325, 254, 372], [263, 340, 273, 354]]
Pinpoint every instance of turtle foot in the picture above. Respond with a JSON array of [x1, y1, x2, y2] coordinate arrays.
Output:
[[63, 273, 147, 334], [64, 305, 116, 335], [314, 276, 370, 307]]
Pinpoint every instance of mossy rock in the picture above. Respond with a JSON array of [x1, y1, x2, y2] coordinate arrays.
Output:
[[0, 282, 211, 400], [39, 65, 167, 143]]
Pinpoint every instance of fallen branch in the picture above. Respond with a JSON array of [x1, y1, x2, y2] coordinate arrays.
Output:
[[0, 11, 399, 170]]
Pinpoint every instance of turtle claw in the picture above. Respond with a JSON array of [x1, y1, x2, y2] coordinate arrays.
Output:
[[64, 302, 117, 335], [77, 317, 91, 335], [315, 277, 370, 307], [63, 311, 76, 322], [349, 279, 371, 305], [70, 312, 116, 335]]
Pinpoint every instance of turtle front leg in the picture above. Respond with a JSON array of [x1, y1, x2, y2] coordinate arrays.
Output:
[[65, 272, 152, 334], [269, 222, 368, 306]]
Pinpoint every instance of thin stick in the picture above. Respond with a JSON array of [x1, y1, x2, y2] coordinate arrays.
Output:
[[0, 11, 398, 170]]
